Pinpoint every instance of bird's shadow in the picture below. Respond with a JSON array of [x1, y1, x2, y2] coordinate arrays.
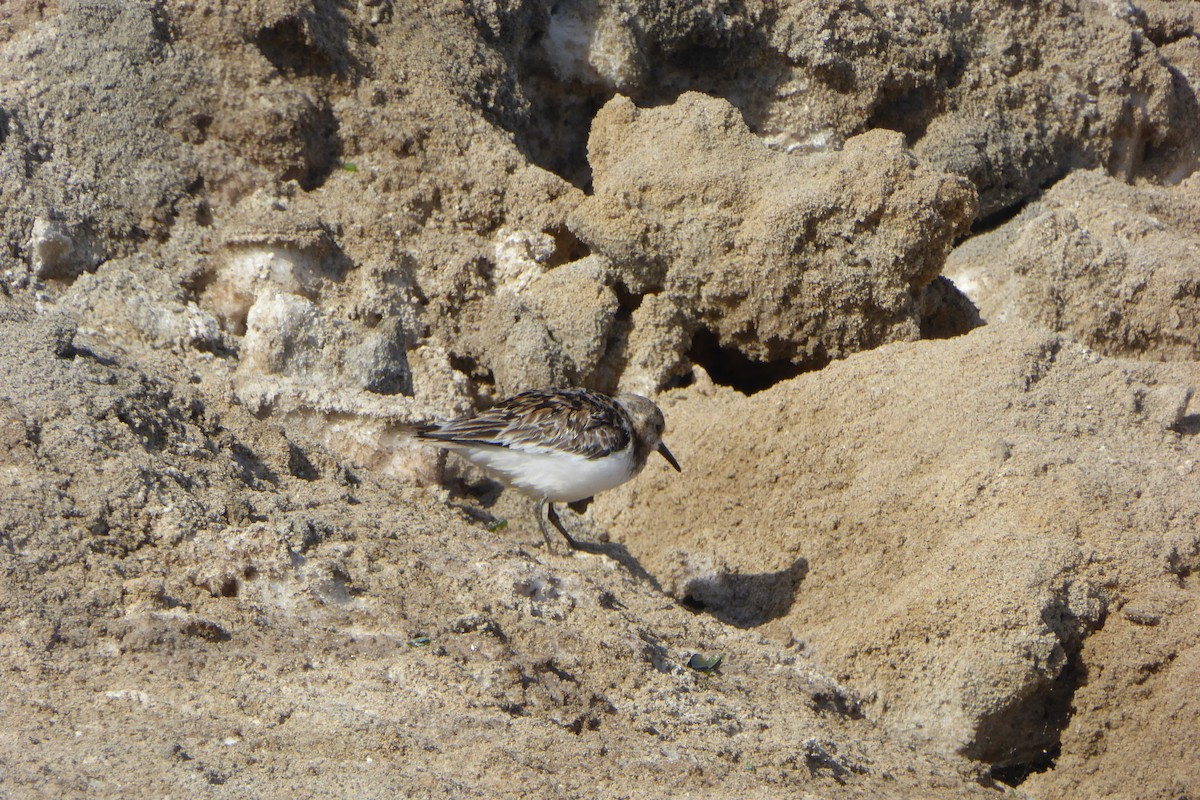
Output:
[[450, 498, 663, 591], [449, 494, 805, 630], [571, 538, 664, 592], [676, 557, 809, 628]]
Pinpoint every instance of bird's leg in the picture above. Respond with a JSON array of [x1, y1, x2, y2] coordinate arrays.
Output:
[[545, 501, 580, 551], [535, 498, 558, 551]]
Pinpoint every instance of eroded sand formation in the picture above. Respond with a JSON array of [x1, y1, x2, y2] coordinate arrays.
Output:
[[2, 1, 1198, 797]]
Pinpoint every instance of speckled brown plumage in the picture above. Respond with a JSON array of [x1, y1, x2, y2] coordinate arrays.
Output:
[[416, 388, 630, 459]]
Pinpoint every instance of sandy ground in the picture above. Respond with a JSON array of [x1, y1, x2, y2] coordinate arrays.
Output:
[[2, 1, 1199, 797]]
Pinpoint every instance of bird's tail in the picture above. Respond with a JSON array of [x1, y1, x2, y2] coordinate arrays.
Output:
[[393, 422, 438, 440]]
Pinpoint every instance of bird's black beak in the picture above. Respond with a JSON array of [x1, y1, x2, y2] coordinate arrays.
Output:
[[657, 442, 681, 472]]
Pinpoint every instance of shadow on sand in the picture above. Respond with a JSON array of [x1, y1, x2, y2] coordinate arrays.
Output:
[[676, 557, 809, 628]]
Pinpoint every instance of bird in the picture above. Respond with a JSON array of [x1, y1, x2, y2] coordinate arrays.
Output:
[[414, 388, 681, 551]]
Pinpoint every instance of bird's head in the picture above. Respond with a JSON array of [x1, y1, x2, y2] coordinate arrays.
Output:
[[615, 393, 681, 472]]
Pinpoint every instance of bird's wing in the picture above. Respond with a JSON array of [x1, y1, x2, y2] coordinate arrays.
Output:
[[417, 389, 630, 459]]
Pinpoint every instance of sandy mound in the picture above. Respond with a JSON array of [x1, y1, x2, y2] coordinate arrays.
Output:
[[592, 320, 1200, 792], [947, 169, 1200, 362]]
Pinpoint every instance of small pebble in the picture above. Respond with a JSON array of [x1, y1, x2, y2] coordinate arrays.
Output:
[[1122, 605, 1161, 626]]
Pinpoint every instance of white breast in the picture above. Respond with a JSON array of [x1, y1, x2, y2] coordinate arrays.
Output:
[[451, 442, 640, 503]]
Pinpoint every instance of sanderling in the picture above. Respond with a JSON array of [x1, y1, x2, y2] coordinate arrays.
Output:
[[416, 388, 681, 551]]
